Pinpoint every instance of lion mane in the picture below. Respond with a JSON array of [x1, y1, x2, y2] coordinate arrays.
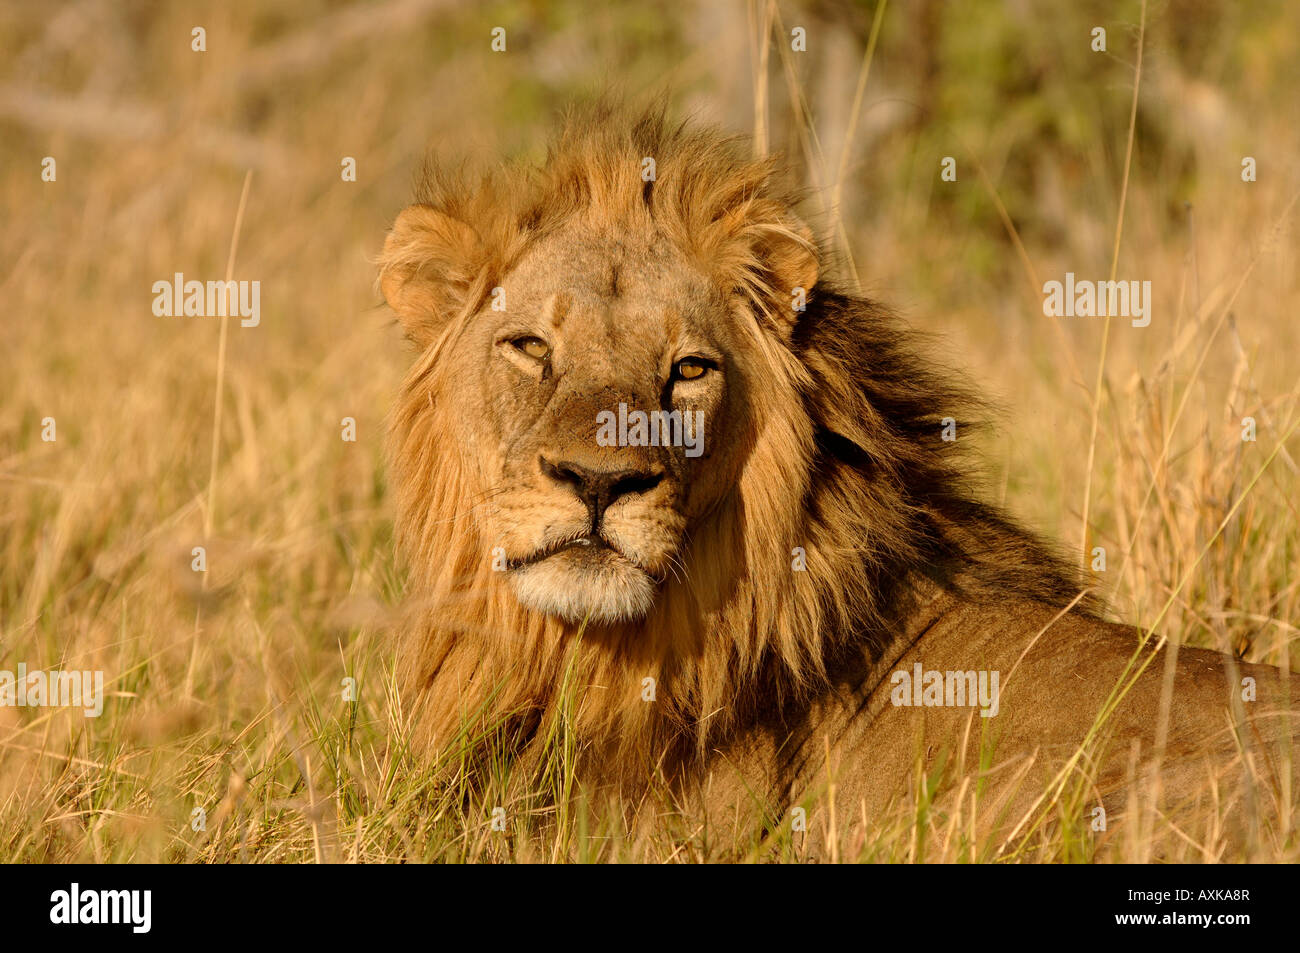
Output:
[[382, 104, 1096, 790]]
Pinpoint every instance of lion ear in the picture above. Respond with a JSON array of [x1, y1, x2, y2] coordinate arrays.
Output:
[[754, 218, 819, 317], [380, 204, 484, 347]]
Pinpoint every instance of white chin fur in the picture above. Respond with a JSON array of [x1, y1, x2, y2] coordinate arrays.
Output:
[[509, 558, 656, 623]]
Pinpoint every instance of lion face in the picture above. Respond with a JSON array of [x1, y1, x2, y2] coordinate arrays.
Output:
[[451, 223, 747, 623], [381, 118, 819, 630]]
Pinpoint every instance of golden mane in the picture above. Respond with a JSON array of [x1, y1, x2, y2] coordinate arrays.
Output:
[[382, 104, 1097, 789]]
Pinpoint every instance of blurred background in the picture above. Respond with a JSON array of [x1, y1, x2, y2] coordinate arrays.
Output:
[[1, 0, 1297, 861]]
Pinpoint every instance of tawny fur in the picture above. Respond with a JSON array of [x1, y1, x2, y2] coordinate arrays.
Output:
[[380, 104, 1104, 793], [381, 109, 1300, 860]]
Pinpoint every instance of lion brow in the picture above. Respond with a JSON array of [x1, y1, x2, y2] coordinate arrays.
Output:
[[545, 291, 572, 327]]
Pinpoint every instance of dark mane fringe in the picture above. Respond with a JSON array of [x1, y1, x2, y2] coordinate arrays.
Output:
[[794, 288, 1103, 646]]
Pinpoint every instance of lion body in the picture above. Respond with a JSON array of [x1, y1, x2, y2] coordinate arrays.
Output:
[[702, 588, 1297, 855], [380, 105, 1298, 856]]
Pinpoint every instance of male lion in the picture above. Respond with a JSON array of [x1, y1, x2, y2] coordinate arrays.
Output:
[[380, 105, 1297, 858]]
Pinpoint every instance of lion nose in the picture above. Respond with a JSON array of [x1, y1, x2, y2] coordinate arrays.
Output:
[[539, 456, 664, 525]]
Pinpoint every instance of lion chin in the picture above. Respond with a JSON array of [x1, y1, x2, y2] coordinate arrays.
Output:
[[508, 547, 657, 624]]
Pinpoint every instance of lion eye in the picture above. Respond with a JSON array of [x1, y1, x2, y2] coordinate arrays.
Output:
[[513, 337, 551, 361], [673, 358, 710, 381]]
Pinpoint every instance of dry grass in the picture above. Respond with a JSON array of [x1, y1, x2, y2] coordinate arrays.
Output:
[[0, 0, 1297, 862]]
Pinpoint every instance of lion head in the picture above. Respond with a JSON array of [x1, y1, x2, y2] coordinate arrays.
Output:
[[380, 105, 1089, 785]]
